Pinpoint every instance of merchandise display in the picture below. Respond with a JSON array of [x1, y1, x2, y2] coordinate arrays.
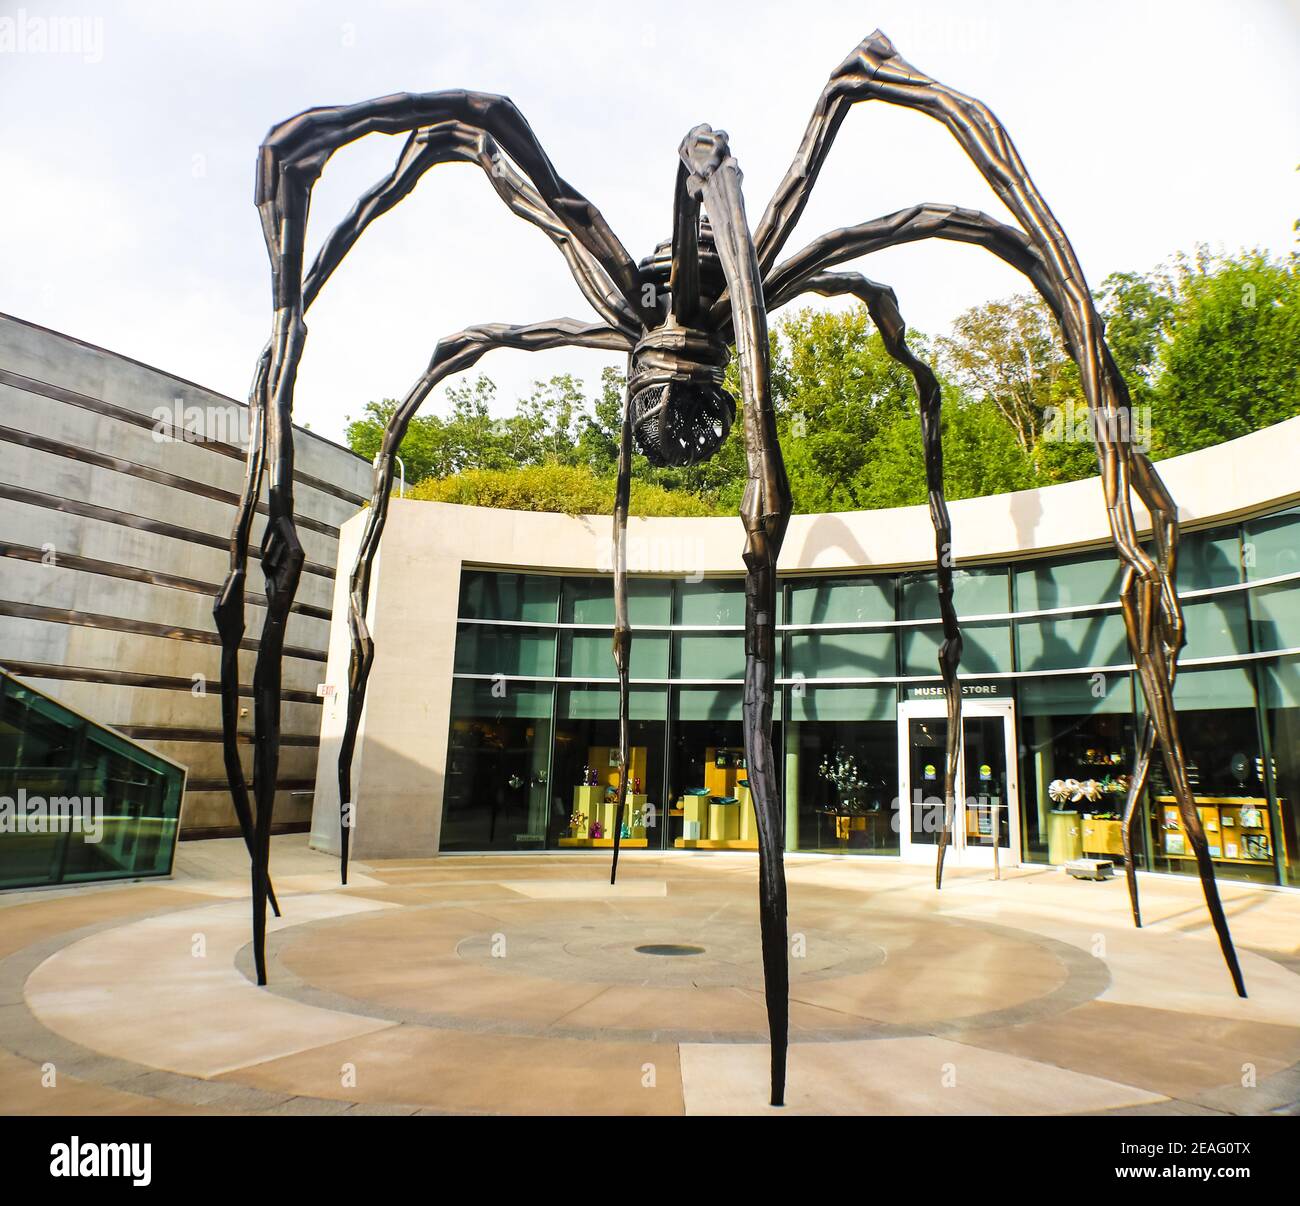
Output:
[[1156, 797, 1283, 868]]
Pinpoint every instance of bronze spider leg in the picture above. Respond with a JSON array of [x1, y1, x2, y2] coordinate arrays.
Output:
[[759, 27, 1244, 991], [681, 123, 793, 1106], [229, 91, 649, 984], [345, 319, 633, 887], [790, 270, 962, 883], [319, 127, 642, 885], [212, 343, 280, 917], [830, 34, 1242, 993]]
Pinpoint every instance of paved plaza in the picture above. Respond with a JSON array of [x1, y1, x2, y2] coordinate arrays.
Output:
[[1, 838, 1297, 1115]]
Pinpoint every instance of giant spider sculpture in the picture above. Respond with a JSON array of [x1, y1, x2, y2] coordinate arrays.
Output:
[[218, 31, 1246, 1108]]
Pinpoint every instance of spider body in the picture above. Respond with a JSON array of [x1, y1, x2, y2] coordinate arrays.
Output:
[[218, 30, 1246, 1110]]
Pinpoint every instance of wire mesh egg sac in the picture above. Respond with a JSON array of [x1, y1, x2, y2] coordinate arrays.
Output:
[[630, 381, 736, 468]]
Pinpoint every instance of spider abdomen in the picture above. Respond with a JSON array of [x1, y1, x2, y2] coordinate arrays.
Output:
[[628, 322, 734, 468]]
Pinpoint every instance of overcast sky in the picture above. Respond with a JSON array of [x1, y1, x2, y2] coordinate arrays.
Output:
[[1, 0, 1297, 443]]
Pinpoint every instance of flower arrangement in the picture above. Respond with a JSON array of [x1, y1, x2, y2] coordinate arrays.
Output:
[[818, 750, 871, 815]]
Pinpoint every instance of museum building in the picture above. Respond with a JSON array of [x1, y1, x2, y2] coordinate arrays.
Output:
[[310, 415, 1300, 891]]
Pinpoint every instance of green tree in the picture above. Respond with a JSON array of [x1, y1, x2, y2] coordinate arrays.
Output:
[[937, 292, 1077, 455], [1152, 249, 1300, 456]]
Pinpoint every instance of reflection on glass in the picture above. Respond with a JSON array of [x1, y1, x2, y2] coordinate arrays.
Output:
[[1145, 668, 1273, 885], [788, 687, 897, 855], [1017, 675, 1135, 865], [0, 674, 182, 889], [1261, 658, 1300, 887], [553, 686, 666, 848], [907, 716, 947, 846], [962, 714, 1010, 850], [442, 681, 553, 851]]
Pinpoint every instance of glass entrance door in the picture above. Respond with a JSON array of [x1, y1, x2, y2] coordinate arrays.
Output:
[[897, 698, 1020, 866]]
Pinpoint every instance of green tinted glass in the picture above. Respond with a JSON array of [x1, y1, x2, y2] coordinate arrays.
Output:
[[459, 570, 559, 621], [1244, 508, 1300, 581], [562, 576, 672, 626], [787, 631, 895, 679], [562, 632, 670, 679], [1015, 612, 1130, 672], [902, 621, 1011, 675], [675, 634, 746, 679], [676, 578, 745, 625], [1179, 527, 1243, 589], [1181, 594, 1250, 659], [0, 672, 182, 890], [902, 568, 1009, 620], [786, 575, 894, 625], [453, 624, 556, 676], [1014, 552, 1123, 611]]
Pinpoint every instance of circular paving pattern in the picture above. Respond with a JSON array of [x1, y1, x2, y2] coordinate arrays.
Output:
[[4, 850, 1299, 1115], [253, 876, 1103, 1044]]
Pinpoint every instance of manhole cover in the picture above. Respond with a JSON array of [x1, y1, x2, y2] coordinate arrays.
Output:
[[635, 943, 706, 957]]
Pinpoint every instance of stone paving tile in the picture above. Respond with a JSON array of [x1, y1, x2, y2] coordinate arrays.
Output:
[[951, 1000, 1300, 1101], [224, 1023, 684, 1115]]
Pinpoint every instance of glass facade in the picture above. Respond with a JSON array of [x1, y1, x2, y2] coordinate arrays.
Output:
[[444, 505, 1300, 887], [0, 671, 184, 889]]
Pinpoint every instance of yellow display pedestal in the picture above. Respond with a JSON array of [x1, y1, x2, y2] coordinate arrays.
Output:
[[559, 837, 649, 849], [575, 791, 649, 840], [708, 801, 739, 841], [1081, 814, 1124, 856], [674, 837, 758, 850], [683, 793, 710, 831]]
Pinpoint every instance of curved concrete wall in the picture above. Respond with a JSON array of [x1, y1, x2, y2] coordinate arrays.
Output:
[[312, 416, 1300, 859], [0, 313, 371, 835]]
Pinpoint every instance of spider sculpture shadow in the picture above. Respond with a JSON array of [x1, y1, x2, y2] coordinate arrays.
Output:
[[217, 30, 1246, 1109]]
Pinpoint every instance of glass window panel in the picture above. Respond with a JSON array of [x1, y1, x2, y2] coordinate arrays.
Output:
[[673, 685, 743, 722], [441, 679, 554, 851], [787, 631, 895, 679], [561, 576, 672, 626], [1015, 612, 1131, 672], [1181, 594, 1250, 660], [787, 687, 898, 856], [1179, 527, 1242, 590], [676, 578, 745, 626], [1244, 507, 1300, 582], [458, 570, 559, 622], [554, 686, 666, 848], [789, 686, 896, 723], [1013, 552, 1123, 612], [1018, 673, 1132, 716], [902, 567, 1009, 620], [1142, 666, 1272, 885], [1261, 658, 1300, 887], [1016, 674, 1137, 865], [1250, 583, 1300, 653], [453, 624, 555, 677], [786, 575, 895, 625], [0, 675, 181, 889], [668, 686, 774, 847], [675, 634, 745, 680], [902, 621, 1011, 676], [450, 680, 553, 719], [561, 632, 669, 680]]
